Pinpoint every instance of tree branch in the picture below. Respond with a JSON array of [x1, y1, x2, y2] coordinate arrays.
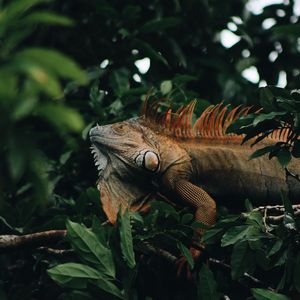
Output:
[[0, 230, 66, 253], [252, 204, 300, 224]]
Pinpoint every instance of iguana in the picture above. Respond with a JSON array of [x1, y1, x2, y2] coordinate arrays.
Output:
[[89, 100, 300, 230]]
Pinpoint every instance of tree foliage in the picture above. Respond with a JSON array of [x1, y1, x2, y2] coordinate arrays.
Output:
[[1, 0, 300, 299]]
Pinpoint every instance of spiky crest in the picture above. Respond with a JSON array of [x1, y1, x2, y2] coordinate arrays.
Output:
[[142, 99, 290, 142]]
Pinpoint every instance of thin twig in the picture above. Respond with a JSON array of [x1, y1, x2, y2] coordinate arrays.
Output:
[[137, 242, 178, 264], [285, 168, 300, 183], [209, 258, 271, 288], [37, 247, 75, 256], [251, 204, 300, 224]]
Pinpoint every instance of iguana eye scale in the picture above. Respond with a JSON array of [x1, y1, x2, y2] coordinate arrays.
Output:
[[143, 151, 160, 172]]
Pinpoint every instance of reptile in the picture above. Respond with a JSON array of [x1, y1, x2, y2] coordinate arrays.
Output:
[[89, 100, 300, 230]]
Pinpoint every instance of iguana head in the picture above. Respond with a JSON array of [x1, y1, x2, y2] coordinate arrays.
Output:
[[89, 117, 188, 223]]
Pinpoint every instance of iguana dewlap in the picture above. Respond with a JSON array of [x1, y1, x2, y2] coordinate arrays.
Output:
[[89, 101, 300, 227]]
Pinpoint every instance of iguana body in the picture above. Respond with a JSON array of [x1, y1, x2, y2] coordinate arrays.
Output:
[[89, 101, 300, 227]]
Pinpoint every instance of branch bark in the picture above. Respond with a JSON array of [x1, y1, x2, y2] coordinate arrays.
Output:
[[0, 230, 66, 253]]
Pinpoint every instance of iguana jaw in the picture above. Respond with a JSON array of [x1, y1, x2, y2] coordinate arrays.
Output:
[[90, 145, 108, 175]]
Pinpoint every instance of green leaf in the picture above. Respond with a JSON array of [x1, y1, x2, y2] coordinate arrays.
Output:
[[252, 112, 285, 127], [119, 210, 136, 269], [7, 139, 26, 180], [259, 87, 277, 112], [277, 148, 291, 167], [0, 0, 50, 26], [273, 24, 300, 37], [173, 74, 197, 84], [12, 96, 38, 120], [139, 17, 181, 33], [281, 192, 296, 230], [177, 242, 194, 269], [167, 38, 187, 68], [198, 264, 219, 300], [66, 220, 116, 278], [292, 140, 300, 158], [133, 40, 168, 66], [236, 57, 257, 72], [47, 263, 101, 289], [267, 240, 283, 257], [16, 62, 62, 97], [181, 213, 194, 224], [202, 228, 223, 244], [281, 192, 294, 216], [293, 252, 300, 294], [231, 241, 255, 279], [22, 11, 74, 26], [251, 288, 291, 300], [245, 199, 253, 211], [64, 291, 94, 300], [13, 48, 87, 84], [160, 80, 172, 95], [249, 146, 276, 160], [109, 68, 130, 97], [93, 277, 124, 299], [35, 103, 84, 132], [221, 225, 257, 247]]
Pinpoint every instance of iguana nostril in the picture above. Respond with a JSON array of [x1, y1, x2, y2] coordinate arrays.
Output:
[[89, 126, 97, 137]]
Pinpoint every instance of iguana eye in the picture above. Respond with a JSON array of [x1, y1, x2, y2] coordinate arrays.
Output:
[[135, 151, 160, 172], [112, 123, 127, 134]]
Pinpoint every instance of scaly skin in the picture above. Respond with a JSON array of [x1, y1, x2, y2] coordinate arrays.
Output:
[[89, 102, 300, 229]]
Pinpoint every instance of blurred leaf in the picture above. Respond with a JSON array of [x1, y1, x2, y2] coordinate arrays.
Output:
[[139, 17, 181, 33], [236, 57, 257, 72], [167, 38, 187, 68], [160, 80, 172, 95], [12, 96, 38, 120], [118, 210, 136, 269], [173, 74, 197, 84], [251, 288, 291, 300], [109, 68, 130, 97], [13, 48, 87, 84], [22, 11, 74, 26], [7, 139, 26, 180], [134, 40, 169, 66], [181, 213, 194, 224], [66, 220, 116, 278], [273, 24, 300, 37], [36, 103, 84, 132], [198, 264, 219, 300]]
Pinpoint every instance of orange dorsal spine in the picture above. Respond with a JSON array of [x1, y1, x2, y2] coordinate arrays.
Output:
[[142, 99, 290, 143]]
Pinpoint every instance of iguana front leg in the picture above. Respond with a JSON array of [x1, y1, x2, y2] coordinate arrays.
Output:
[[173, 179, 216, 228], [162, 170, 216, 274], [162, 171, 216, 229]]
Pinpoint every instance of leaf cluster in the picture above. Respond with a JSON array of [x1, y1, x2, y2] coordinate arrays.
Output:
[[228, 86, 300, 167]]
